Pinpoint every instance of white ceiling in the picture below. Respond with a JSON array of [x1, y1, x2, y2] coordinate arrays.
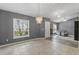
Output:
[[0, 3, 79, 22]]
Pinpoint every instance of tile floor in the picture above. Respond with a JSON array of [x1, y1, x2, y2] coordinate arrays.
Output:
[[0, 37, 78, 55]]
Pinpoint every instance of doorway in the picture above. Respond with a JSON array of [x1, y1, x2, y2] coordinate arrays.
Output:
[[74, 21, 79, 41]]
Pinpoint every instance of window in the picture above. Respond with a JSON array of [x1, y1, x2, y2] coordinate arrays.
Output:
[[13, 18, 29, 39]]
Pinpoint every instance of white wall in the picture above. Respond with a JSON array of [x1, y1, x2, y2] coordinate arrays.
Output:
[[45, 21, 50, 38]]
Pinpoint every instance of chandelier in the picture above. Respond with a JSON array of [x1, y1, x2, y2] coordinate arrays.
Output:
[[36, 16, 43, 24], [35, 3, 43, 24]]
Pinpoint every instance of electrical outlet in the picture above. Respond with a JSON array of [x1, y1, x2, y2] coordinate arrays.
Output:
[[6, 39, 9, 42]]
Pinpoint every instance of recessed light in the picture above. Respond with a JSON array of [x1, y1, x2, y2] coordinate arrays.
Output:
[[57, 15, 61, 18], [63, 20, 66, 21]]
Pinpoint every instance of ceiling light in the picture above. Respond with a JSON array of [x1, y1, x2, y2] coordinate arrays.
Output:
[[35, 3, 43, 24], [57, 15, 61, 18], [36, 16, 43, 24], [63, 20, 66, 21]]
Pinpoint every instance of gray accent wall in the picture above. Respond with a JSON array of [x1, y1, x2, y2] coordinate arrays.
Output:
[[40, 18, 50, 37], [58, 18, 78, 35], [0, 10, 45, 45]]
